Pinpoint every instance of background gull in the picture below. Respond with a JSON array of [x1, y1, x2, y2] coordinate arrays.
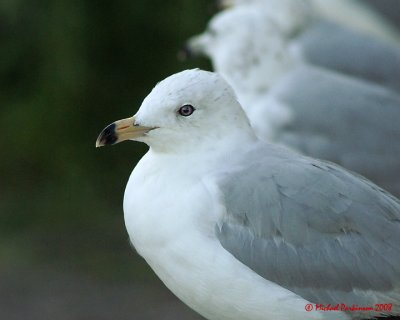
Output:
[[186, 4, 400, 197], [188, 3, 400, 93], [96, 69, 400, 320]]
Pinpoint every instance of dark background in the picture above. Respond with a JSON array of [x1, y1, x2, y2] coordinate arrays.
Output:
[[0, 1, 399, 319], [0, 1, 212, 319]]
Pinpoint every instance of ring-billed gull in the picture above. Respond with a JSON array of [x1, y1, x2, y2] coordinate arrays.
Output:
[[96, 69, 400, 320], [186, 5, 400, 197], [187, 4, 400, 93]]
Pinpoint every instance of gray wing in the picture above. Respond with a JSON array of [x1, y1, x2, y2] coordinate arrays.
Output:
[[291, 20, 400, 93], [212, 145, 400, 313], [268, 66, 400, 197]]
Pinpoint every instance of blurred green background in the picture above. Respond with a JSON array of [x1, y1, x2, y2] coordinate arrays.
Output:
[[1, 0, 399, 319], [0, 1, 212, 319]]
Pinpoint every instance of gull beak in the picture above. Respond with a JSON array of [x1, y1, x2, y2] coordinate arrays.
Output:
[[96, 116, 155, 147], [183, 33, 211, 59]]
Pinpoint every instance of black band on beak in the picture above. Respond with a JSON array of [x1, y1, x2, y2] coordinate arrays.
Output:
[[97, 123, 118, 146]]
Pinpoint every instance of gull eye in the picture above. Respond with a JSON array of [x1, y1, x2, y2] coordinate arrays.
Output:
[[178, 104, 195, 117]]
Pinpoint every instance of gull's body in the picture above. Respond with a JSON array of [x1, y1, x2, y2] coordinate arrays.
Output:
[[97, 69, 400, 320], [124, 147, 326, 320]]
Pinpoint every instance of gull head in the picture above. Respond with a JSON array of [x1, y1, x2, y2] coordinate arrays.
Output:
[[189, 0, 311, 52], [96, 69, 253, 153], [187, 6, 279, 61], [186, 5, 296, 94]]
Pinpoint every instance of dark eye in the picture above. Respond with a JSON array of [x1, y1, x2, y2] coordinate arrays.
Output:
[[178, 104, 195, 117]]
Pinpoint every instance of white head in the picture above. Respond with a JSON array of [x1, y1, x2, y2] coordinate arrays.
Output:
[[96, 69, 254, 154], [187, 5, 297, 96]]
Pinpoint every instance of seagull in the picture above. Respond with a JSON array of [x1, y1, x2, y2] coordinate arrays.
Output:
[[187, 4, 400, 94], [96, 69, 400, 320], [186, 6, 400, 197]]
